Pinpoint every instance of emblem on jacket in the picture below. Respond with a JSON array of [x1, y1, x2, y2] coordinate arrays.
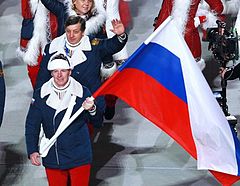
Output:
[[91, 38, 100, 46]]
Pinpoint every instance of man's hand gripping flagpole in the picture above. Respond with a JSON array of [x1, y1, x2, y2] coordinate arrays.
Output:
[[39, 96, 95, 157]]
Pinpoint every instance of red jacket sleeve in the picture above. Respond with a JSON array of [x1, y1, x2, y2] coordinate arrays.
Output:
[[154, 0, 173, 30], [21, 0, 33, 19], [206, 0, 224, 15]]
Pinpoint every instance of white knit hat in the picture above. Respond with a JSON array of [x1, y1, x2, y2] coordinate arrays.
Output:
[[48, 57, 71, 71]]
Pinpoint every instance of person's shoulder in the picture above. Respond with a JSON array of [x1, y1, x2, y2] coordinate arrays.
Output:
[[29, 88, 42, 107], [90, 37, 102, 46], [33, 87, 41, 98], [49, 34, 65, 53], [51, 34, 65, 45]]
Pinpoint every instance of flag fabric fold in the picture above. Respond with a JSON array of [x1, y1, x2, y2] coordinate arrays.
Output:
[[93, 17, 240, 185]]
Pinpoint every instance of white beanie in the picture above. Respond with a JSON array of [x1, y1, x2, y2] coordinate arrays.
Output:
[[47, 58, 71, 71]]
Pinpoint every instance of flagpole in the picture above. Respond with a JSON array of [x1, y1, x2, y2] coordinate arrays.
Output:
[[39, 96, 95, 157], [145, 16, 172, 45]]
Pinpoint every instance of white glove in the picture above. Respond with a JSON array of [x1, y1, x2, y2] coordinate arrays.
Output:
[[194, 16, 207, 28], [82, 97, 96, 115]]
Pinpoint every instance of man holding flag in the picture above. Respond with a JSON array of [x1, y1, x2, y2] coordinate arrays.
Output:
[[25, 54, 102, 186]]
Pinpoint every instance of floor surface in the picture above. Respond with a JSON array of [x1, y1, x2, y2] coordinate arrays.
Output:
[[0, 0, 240, 186]]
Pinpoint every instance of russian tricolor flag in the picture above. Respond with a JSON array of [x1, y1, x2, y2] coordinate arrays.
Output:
[[93, 17, 240, 185]]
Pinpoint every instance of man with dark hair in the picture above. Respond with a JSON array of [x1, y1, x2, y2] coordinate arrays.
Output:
[[35, 15, 128, 128], [64, 15, 86, 32]]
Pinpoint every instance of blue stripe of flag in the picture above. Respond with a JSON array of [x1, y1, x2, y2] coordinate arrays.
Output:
[[119, 42, 187, 103]]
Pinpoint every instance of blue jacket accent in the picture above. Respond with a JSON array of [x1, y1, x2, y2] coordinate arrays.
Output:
[[25, 85, 102, 169], [0, 61, 5, 127], [40, 0, 68, 36], [21, 18, 34, 40]]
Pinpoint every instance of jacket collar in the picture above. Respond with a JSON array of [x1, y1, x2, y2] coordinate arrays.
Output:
[[41, 77, 83, 99], [49, 34, 92, 67], [41, 77, 83, 112], [49, 34, 91, 53]]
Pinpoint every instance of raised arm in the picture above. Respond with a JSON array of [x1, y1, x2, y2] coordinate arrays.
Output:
[[40, 0, 65, 16], [105, 0, 128, 61]]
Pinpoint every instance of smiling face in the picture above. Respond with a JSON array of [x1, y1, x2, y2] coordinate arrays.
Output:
[[65, 23, 83, 45], [73, 0, 93, 15], [51, 69, 72, 88]]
